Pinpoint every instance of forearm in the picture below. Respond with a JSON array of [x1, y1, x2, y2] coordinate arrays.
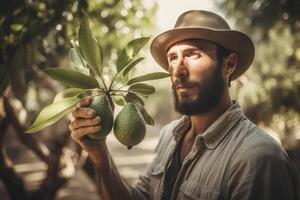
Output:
[[88, 147, 134, 200]]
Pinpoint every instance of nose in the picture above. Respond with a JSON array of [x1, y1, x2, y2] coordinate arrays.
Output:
[[170, 58, 188, 80]]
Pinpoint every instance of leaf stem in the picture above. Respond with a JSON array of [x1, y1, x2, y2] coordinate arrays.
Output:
[[110, 89, 128, 95], [98, 75, 108, 92], [115, 84, 127, 91], [108, 71, 120, 92]]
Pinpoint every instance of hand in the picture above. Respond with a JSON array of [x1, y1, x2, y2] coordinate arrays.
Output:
[[69, 96, 106, 153]]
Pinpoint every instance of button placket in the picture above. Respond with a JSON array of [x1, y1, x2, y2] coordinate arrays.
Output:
[[158, 137, 183, 200], [170, 137, 205, 200]]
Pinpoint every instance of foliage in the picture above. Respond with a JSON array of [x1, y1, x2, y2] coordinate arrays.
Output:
[[218, 0, 300, 141], [0, 0, 158, 199], [26, 19, 169, 133]]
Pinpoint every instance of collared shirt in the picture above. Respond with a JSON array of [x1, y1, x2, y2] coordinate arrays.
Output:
[[131, 101, 300, 200]]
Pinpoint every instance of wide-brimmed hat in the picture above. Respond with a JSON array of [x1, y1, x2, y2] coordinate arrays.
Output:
[[150, 10, 255, 80]]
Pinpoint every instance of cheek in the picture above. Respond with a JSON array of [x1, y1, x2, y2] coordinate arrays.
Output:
[[187, 58, 217, 81]]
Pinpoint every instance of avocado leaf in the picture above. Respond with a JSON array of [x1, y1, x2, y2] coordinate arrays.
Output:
[[122, 57, 145, 76], [44, 68, 99, 89], [126, 37, 150, 58], [124, 92, 145, 106], [78, 15, 102, 76], [116, 37, 150, 73], [129, 83, 155, 95], [127, 72, 170, 85], [53, 88, 85, 103], [112, 95, 126, 106], [135, 103, 154, 126], [26, 97, 82, 133]]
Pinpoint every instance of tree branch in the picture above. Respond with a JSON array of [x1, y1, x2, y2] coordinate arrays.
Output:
[[31, 132, 70, 200], [0, 115, 29, 200], [3, 97, 50, 164]]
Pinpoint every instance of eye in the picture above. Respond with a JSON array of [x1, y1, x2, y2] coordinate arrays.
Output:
[[168, 55, 178, 63], [185, 50, 201, 59]]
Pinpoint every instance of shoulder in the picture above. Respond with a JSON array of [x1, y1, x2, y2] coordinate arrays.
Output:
[[226, 123, 300, 199], [230, 123, 293, 172], [240, 126, 285, 158]]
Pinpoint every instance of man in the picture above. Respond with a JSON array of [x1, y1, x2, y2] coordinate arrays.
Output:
[[69, 10, 300, 199]]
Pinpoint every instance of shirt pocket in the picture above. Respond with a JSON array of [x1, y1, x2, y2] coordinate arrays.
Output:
[[179, 180, 220, 200], [149, 165, 164, 200]]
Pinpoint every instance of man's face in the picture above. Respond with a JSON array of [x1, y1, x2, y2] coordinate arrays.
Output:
[[167, 39, 225, 115]]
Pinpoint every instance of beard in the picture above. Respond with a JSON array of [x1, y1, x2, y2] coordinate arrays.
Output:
[[172, 65, 225, 115]]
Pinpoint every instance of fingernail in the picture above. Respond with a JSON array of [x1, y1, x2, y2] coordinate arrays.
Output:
[[93, 116, 100, 122]]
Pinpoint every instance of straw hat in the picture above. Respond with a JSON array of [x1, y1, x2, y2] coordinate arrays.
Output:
[[150, 10, 255, 80]]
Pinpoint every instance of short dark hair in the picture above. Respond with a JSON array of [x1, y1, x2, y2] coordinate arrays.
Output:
[[216, 45, 232, 86], [216, 45, 232, 65]]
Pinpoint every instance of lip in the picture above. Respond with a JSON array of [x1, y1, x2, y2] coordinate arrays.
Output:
[[176, 87, 193, 92]]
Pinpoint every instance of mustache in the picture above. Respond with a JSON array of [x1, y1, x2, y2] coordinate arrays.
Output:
[[172, 78, 198, 89]]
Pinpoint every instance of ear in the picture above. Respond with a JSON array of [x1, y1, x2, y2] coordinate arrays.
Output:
[[224, 53, 237, 75]]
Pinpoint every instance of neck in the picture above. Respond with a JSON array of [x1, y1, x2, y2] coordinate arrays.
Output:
[[188, 90, 232, 139]]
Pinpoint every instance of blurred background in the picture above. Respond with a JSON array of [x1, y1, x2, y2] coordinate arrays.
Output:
[[0, 0, 299, 199]]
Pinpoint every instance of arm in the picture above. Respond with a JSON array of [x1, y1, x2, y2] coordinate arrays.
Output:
[[69, 97, 148, 200]]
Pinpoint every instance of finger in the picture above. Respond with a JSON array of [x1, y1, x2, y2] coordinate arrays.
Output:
[[72, 107, 96, 118], [70, 116, 101, 130], [70, 125, 101, 142], [79, 96, 93, 107]]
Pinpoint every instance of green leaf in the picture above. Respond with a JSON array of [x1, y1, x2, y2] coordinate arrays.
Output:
[[129, 83, 155, 95], [112, 95, 126, 106], [124, 92, 145, 106], [69, 48, 86, 73], [116, 37, 150, 72], [127, 72, 170, 85], [126, 37, 150, 58], [116, 49, 130, 73], [53, 88, 85, 103], [26, 97, 82, 133], [122, 57, 145, 76], [43, 68, 99, 89], [78, 15, 102, 76], [70, 40, 91, 75], [135, 103, 154, 126]]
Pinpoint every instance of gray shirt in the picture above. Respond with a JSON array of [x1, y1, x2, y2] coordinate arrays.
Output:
[[131, 101, 300, 200]]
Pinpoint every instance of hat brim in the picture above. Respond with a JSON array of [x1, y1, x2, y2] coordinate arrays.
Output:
[[150, 27, 255, 80]]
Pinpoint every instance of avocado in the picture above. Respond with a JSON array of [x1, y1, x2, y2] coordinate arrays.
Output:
[[88, 95, 114, 139], [114, 103, 146, 149]]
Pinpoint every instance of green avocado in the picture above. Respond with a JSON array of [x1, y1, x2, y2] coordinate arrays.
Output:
[[88, 95, 114, 139], [114, 103, 146, 149]]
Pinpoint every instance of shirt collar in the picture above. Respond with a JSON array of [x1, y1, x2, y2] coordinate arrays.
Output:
[[172, 101, 246, 149], [172, 116, 191, 142]]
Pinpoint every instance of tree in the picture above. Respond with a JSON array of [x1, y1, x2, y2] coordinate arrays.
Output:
[[0, 0, 157, 199], [217, 0, 300, 146]]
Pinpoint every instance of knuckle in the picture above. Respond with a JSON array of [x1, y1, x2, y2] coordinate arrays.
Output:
[[72, 107, 80, 117], [90, 117, 100, 125], [79, 126, 91, 135], [89, 118, 95, 125], [71, 120, 79, 129], [70, 132, 78, 142]]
